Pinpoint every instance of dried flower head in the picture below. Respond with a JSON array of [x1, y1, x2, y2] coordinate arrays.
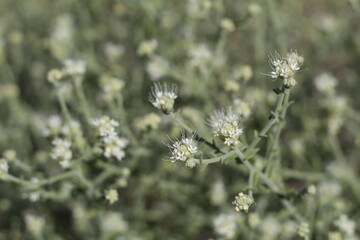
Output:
[[149, 83, 178, 114], [208, 108, 243, 146], [167, 131, 198, 167], [232, 192, 254, 213]]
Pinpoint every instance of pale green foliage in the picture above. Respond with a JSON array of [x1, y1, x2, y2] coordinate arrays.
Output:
[[0, 0, 360, 239]]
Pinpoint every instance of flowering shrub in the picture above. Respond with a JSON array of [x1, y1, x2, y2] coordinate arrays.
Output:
[[0, 0, 359, 239]]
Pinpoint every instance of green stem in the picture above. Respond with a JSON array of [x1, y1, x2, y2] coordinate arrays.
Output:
[[74, 77, 91, 119], [243, 90, 286, 160], [57, 91, 72, 123], [115, 94, 138, 145], [235, 148, 305, 222], [194, 150, 237, 165]]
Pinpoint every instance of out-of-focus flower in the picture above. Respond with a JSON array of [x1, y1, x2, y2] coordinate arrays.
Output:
[[188, 43, 212, 68], [63, 59, 86, 77], [24, 213, 45, 237], [297, 222, 310, 239], [220, 18, 235, 32], [50, 138, 72, 169], [210, 179, 227, 205], [314, 72, 338, 95], [101, 212, 128, 234], [213, 213, 237, 239], [105, 189, 118, 204], [90, 116, 119, 137], [233, 99, 251, 118], [103, 135, 128, 161], [0, 158, 9, 179], [334, 215, 356, 238], [134, 113, 161, 132], [146, 56, 169, 80], [138, 39, 158, 56]]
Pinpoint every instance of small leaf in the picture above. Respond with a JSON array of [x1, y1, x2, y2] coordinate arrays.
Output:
[[244, 148, 260, 160]]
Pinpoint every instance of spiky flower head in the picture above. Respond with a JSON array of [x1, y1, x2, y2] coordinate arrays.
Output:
[[149, 83, 178, 114], [208, 108, 243, 146], [167, 131, 198, 168], [232, 192, 254, 213], [268, 50, 304, 88]]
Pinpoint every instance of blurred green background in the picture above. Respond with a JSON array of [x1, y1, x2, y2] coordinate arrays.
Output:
[[0, 0, 359, 239]]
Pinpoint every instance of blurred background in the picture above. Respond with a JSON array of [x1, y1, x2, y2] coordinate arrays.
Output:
[[0, 0, 359, 239]]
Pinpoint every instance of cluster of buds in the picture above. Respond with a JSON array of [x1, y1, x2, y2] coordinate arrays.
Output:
[[167, 132, 198, 168], [232, 192, 254, 213], [104, 189, 118, 204], [268, 50, 304, 88], [149, 83, 178, 114], [90, 116, 128, 161], [208, 108, 243, 146]]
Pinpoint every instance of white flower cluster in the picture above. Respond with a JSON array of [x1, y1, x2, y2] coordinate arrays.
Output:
[[37, 116, 85, 149], [210, 179, 227, 206], [334, 215, 357, 240], [63, 59, 86, 77], [104, 42, 124, 60], [268, 50, 304, 87], [90, 116, 128, 161], [168, 132, 198, 168], [137, 39, 158, 56], [24, 213, 45, 237], [297, 222, 310, 239], [0, 158, 9, 179], [50, 138, 72, 169], [98, 76, 125, 103], [101, 212, 128, 234], [38, 115, 62, 137], [90, 116, 120, 137], [104, 189, 118, 204], [208, 108, 243, 146], [314, 72, 338, 95], [232, 192, 254, 213], [149, 83, 178, 114], [146, 56, 169, 81], [188, 43, 212, 68], [213, 213, 237, 239]]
